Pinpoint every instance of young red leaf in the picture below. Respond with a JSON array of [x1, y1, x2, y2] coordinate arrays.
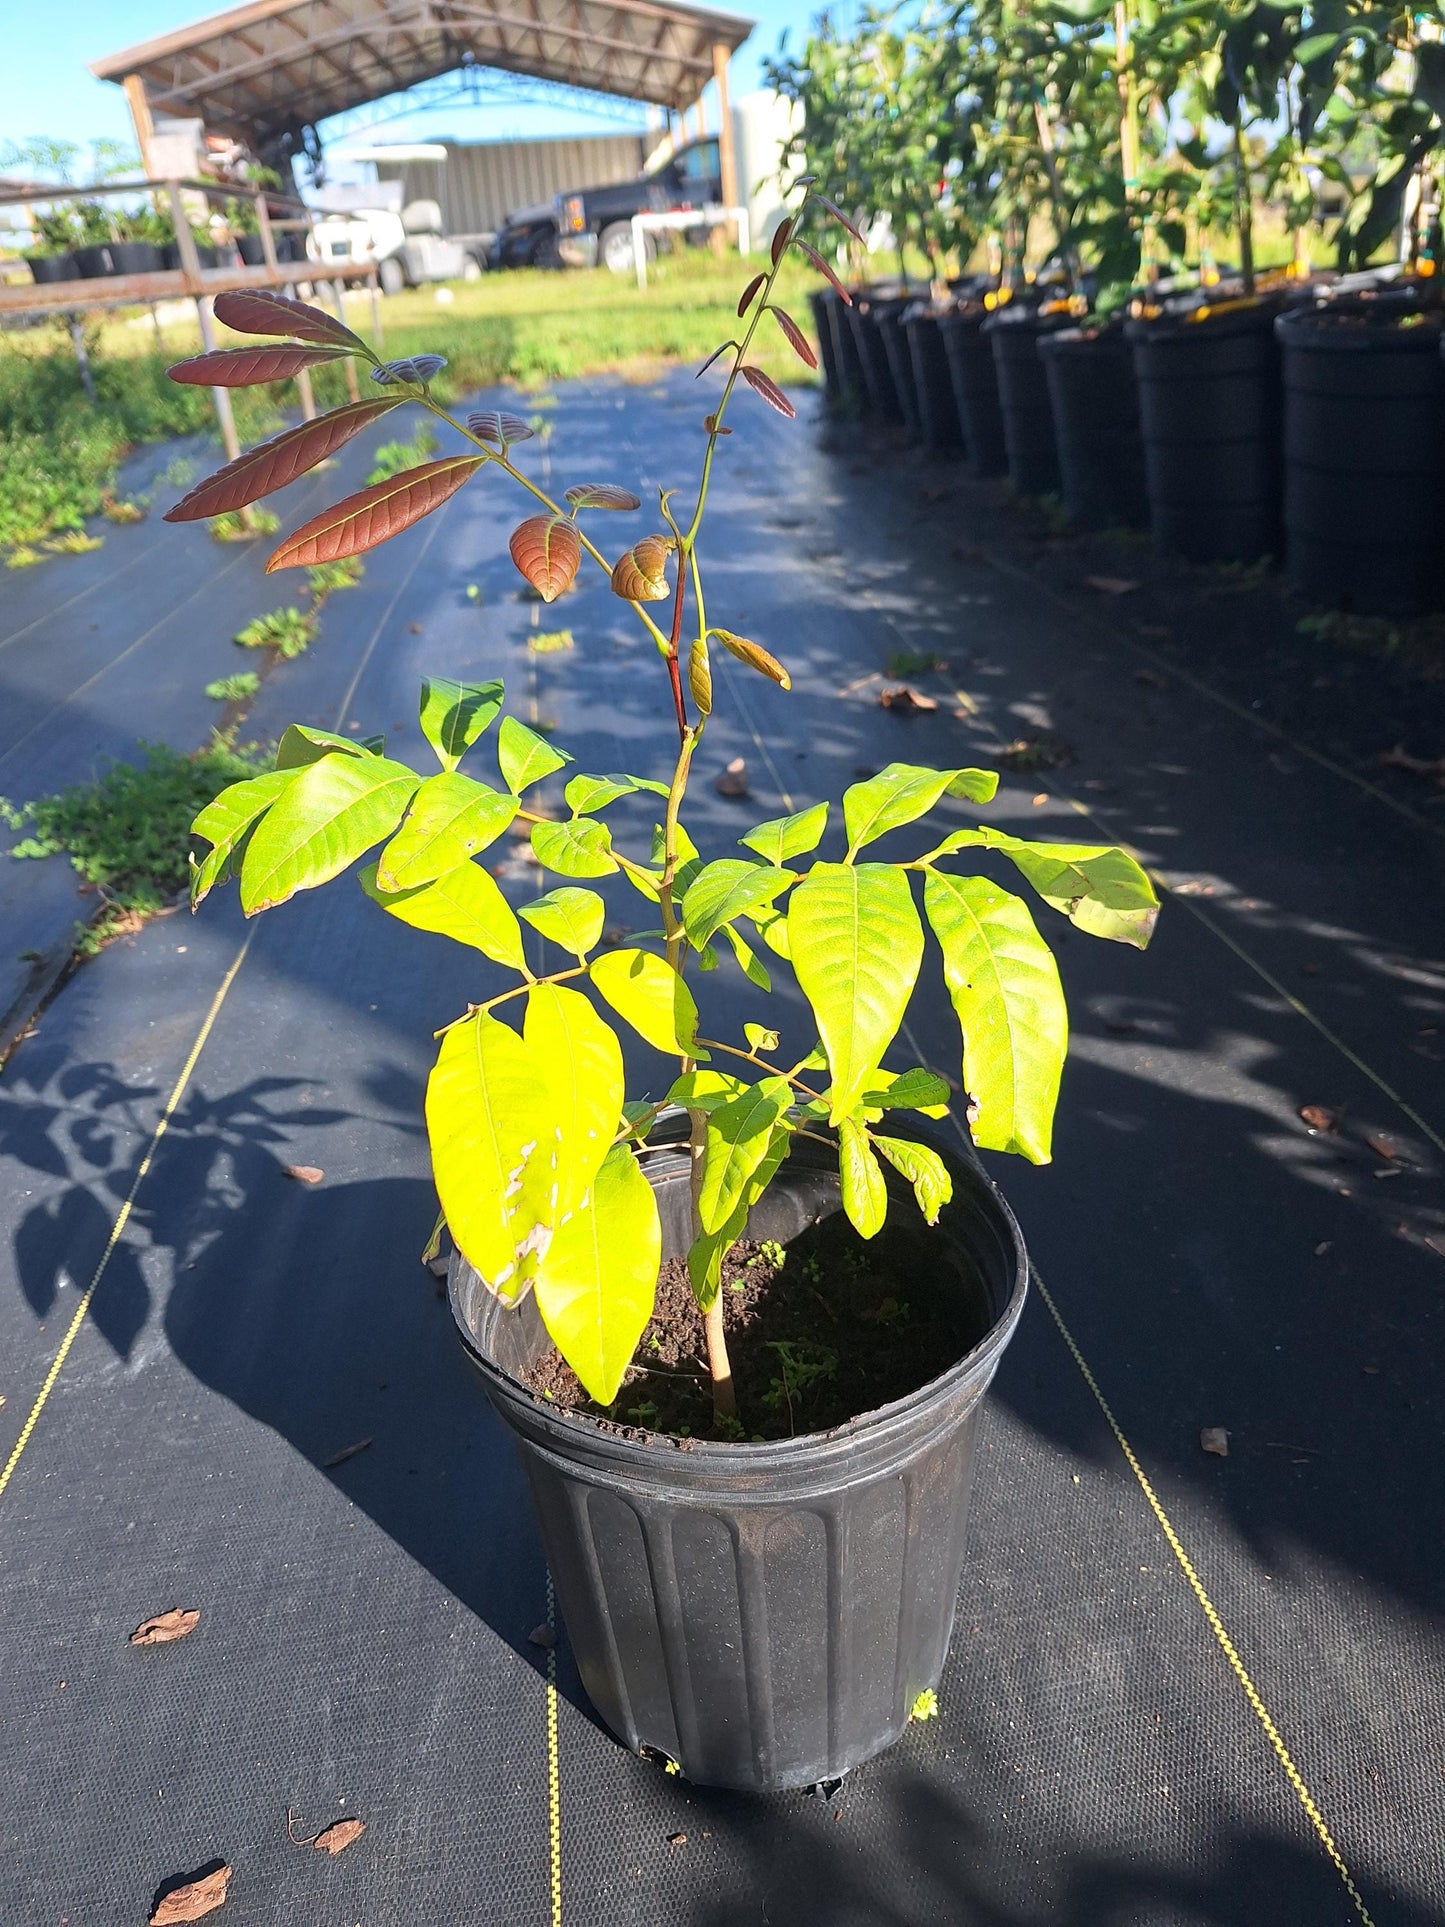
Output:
[[770, 306, 818, 369], [466, 409, 534, 448], [168, 344, 355, 387], [770, 217, 794, 266], [702, 414, 733, 435], [164, 398, 403, 521], [709, 626, 791, 688], [266, 456, 486, 570], [695, 340, 737, 380], [610, 534, 671, 602], [564, 483, 641, 511], [510, 514, 583, 601], [737, 272, 766, 317], [212, 288, 369, 354], [740, 365, 797, 419], [815, 195, 864, 243], [797, 241, 853, 304]]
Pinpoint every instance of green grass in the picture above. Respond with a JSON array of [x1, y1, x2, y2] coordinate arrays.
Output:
[[205, 671, 261, 702], [0, 252, 819, 555], [1, 737, 266, 952], [235, 606, 315, 657]]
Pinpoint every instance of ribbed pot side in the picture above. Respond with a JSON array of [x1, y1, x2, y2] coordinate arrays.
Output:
[[984, 308, 1072, 496], [1126, 301, 1283, 563], [449, 1128, 1028, 1792], [1277, 308, 1445, 617], [939, 310, 1007, 475], [905, 309, 966, 452], [1038, 326, 1149, 530], [846, 292, 908, 423]]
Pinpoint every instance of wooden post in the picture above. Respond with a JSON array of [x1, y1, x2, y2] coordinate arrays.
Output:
[[194, 294, 242, 465], [295, 366, 316, 420], [330, 280, 362, 399], [67, 314, 96, 401], [122, 75, 157, 178], [713, 45, 738, 249], [256, 195, 279, 272], [369, 271, 384, 351]]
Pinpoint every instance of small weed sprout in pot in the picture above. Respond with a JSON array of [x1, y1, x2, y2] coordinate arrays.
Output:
[[166, 234, 1158, 1784]]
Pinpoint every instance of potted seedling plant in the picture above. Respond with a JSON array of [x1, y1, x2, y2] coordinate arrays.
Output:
[[25, 204, 82, 284], [163, 187, 1159, 1791]]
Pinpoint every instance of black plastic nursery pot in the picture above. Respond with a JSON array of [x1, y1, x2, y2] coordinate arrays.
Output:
[[1126, 298, 1283, 564], [106, 241, 163, 276], [845, 291, 909, 423], [904, 305, 965, 453], [449, 1122, 1028, 1793], [1275, 305, 1445, 618], [26, 252, 78, 284], [877, 305, 922, 437], [74, 244, 112, 278], [983, 306, 1073, 496], [807, 285, 842, 400], [1038, 324, 1149, 529], [938, 307, 1007, 476], [237, 234, 268, 267], [827, 290, 868, 413]]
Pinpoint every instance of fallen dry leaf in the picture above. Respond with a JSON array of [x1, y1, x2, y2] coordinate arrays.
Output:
[[1364, 1131, 1399, 1161], [284, 1164, 324, 1185], [1298, 1104, 1339, 1134], [714, 757, 749, 798], [149, 1864, 232, 1924], [878, 683, 938, 713], [996, 731, 1074, 771], [668, 1831, 688, 1847], [312, 1820, 366, 1856], [321, 1438, 372, 1469], [130, 1609, 200, 1647], [1083, 574, 1140, 596], [1134, 668, 1167, 689], [528, 1623, 557, 1650], [1314, 1241, 1332, 1257], [1200, 1427, 1230, 1458], [1381, 743, 1445, 784]]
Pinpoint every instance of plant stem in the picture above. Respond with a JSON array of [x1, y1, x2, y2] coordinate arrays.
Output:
[[1232, 117, 1255, 295], [703, 1298, 738, 1420]]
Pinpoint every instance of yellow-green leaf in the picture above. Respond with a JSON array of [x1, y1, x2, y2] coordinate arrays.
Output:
[[708, 626, 790, 689], [189, 770, 295, 906], [934, 828, 1159, 949], [240, 751, 419, 914], [518, 887, 605, 957], [698, 1077, 793, 1234], [498, 715, 570, 793], [359, 859, 525, 968], [419, 677, 505, 772], [531, 816, 617, 879], [274, 723, 378, 771], [924, 872, 1067, 1164], [533, 1144, 660, 1403], [740, 801, 828, 865], [681, 858, 793, 952], [843, 762, 998, 855], [375, 771, 516, 891], [838, 1118, 887, 1238], [425, 1011, 555, 1298], [524, 983, 623, 1223], [787, 862, 923, 1124], [590, 948, 702, 1057], [873, 1134, 953, 1223], [687, 1119, 791, 1310]]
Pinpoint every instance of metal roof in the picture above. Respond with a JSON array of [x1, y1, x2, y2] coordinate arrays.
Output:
[[91, 0, 754, 142]]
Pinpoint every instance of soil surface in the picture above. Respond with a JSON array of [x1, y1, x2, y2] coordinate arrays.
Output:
[[519, 1207, 992, 1442]]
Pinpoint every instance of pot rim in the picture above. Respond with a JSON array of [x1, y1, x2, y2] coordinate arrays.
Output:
[[1275, 305, 1444, 352], [449, 1122, 1029, 1470]]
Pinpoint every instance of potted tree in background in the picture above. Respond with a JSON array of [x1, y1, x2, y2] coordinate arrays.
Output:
[[163, 197, 1158, 1792]]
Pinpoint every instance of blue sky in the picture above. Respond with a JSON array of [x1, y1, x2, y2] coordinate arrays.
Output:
[[0, 0, 815, 168]]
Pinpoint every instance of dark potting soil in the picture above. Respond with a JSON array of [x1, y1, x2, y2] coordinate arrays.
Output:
[[519, 1206, 992, 1443]]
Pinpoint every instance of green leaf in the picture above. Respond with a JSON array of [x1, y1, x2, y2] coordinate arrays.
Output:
[[419, 677, 505, 772], [425, 1010, 556, 1298], [275, 722, 379, 771], [590, 949, 702, 1057], [667, 1069, 750, 1111], [687, 1119, 791, 1310], [752, 903, 792, 960], [924, 872, 1067, 1165], [838, 1119, 887, 1239], [240, 752, 419, 914], [740, 801, 829, 864], [932, 830, 1159, 948], [681, 858, 793, 951], [375, 772, 516, 891], [189, 770, 295, 906], [360, 859, 525, 969], [744, 1023, 780, 1053], [787, 862, 924, 1125], [524, 983, 623, 1220], [564, 771, 669, 814], [698, 1077, 793, 1234], [531, 816, 617, 879], [843, 763, 997, 853], [498, 715, 570, 793], [873, 1135, 952, 1224], [518, 887, 606, 957], [720, 921, 771, 989], [533, 1144, 660, 1404], [864, 1067, 951, 1118]]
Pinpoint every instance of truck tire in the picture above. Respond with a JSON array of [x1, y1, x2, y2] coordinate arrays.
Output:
[[601, 221, 651, 276], [379, 256, 406, 296]]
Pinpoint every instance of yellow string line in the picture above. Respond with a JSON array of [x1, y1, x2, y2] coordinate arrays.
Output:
[[1048, 783, 1445, 1159], [0, 933, 252, 1510], [545, 1570, 563, 1927], [1029, 1260, 1378, 1927]]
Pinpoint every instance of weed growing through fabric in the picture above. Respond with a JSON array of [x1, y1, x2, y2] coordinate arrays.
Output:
[[5, 547, 43, 569], [909, 1690, 940, 1723], [235, 607, 315, 658], [2, 738, 266, 952], [205, 671, 262, 703], [306, 555, 365, 601], [42, 530, 104, 555], [527, 628, 575, 655], [100, 493, 145, 524], [885, 649, 946, 679], [210, 505, 280, 543], [366, 426, 440, 487]]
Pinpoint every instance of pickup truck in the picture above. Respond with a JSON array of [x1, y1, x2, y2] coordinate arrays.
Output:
[[493, 136, 723, 274]]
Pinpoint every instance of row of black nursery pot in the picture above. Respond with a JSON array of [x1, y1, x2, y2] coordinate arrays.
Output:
[[810, 279, 1445, 618], [27, 232, 305, 284]]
